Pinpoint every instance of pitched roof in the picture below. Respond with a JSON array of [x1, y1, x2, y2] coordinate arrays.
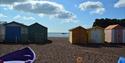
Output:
[[0, 21, 7, 25], [29, 22, 47, 29], [4, 21, 27, 27], [88, 26, 104, 30], [69, 26, 86, 31], [105, 24, 123, 30]]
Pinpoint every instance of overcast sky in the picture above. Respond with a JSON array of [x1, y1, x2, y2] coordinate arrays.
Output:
[[0, 0, 125, 32]]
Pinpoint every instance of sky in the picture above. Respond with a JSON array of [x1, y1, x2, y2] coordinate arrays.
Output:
[[0, 0, 125, 32]]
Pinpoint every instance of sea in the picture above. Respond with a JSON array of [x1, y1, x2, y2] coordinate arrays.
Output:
[[48, 32, 69, 37]]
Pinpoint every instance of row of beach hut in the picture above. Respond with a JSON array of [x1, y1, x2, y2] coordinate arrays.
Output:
[[69, 24, 125, 44], [0, 21, 47, 43]]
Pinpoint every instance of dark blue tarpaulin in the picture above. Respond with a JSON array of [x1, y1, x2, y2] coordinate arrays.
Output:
[[0, 47, 36, 63], [118, 56, 125, 63]]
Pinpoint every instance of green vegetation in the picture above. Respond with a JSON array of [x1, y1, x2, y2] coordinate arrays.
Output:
[[93, 18, 125, 28]]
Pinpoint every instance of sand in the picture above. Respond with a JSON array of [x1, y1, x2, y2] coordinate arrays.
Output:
[[0, 37, 125, 63]]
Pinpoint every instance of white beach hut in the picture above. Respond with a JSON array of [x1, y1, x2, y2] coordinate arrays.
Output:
[[88, 26, 104, 43], [105, 24, 123, 43]]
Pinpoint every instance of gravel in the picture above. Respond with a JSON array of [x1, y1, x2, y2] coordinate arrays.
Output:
[[0, 37, 125, 63]]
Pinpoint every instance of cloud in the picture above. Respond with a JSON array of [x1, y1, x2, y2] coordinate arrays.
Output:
[[114, 0, 125, 8], [0, 13, 7, 18], [0, 0, 36, 10], [79, 1, 105, 14], [13, 15, 21, 19], [23, 16, 36, 20], [13, 15, 36, 20], [0, 0, 35, 5], [38, 14, 44, 17], [13, 1, 76, 21], [13, 1, 64, 15], [54, 11, 76, 21], [0, 0, 76, 22]]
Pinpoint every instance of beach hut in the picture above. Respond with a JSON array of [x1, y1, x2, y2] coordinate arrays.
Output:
[[69, 26, 88, 44], [105, 24, 123, 43], [4, 21, 28, 42], [0, 22, 6, 42], [88, 26, 104, 43], [123, 28, 125, 43], [28, 23, 48, 43]]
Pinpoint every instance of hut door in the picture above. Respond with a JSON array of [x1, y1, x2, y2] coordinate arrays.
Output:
[[79, 30, 83, 43], [116, 30, 122, 43], [96, 30, 102, 43], [5, 26, 21, 42], [123, 30, 125, 43]]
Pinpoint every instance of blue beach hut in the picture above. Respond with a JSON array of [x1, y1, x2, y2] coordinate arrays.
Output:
[[4, 21, 28, 42]]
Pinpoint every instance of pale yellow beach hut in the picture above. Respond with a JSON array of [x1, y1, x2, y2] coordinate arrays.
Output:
[[69, 26, 88, 44], [105, 24, 123, 43], [88, 26, 104, 43]]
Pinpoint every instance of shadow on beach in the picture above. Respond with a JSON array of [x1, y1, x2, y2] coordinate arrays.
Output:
[[0, 40, 52, 45], [74, 43, 125, 48]]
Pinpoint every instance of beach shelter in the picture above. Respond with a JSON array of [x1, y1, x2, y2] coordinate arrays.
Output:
[[88, 26, 104, 43], [28, 23, 48, 43], [123, 28, 125, 43], [4, 21, 28, 42], [0, 22, 6, 42], [105, 24, 123, 43], [0, 47, 36, 63], [69, 26, 88, 44]]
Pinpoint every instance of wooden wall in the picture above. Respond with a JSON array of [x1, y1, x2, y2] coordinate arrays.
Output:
[[105, 30, 112, 43], [0, 24, 5, 42], [5, 23, 28, 42], [88, 28, 104, 43], [69, 28, 88, 44], [28, 23, 47, 43], [105, 29, 123, 43], [123, 29, 125, 43]]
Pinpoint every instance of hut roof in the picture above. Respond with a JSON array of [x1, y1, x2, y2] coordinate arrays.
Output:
[[4, 21, 27, 27], [69, 26, 86, 31], [29, 22, 47, 29], [105, 24, 123, 30], [88, 26, 104, 30], [0, 21, 7, 25]]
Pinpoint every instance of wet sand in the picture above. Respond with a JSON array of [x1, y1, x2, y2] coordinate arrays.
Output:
[[0, 37, 125, 63]]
